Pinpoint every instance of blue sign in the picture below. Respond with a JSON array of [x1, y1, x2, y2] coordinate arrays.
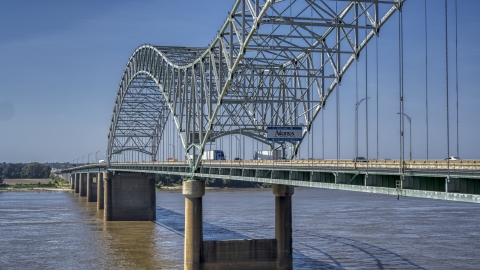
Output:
[[266, 126, 303, 141]]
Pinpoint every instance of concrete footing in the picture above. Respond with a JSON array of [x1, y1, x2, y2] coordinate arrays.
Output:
[[104, 172, 156, 221], [181, 181, 294, 270], [202, 239, 277, 270]]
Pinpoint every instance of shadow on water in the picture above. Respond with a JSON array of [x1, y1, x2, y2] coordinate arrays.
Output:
[[154, 206, 426, 270], [154, 206, 247, 240]]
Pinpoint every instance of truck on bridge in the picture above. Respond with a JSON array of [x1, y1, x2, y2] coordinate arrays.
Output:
[[253, 150, 282, 160], [188, 150, 226, 161]]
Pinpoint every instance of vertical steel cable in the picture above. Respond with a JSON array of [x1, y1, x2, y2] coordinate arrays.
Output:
[[355, 54, 358, 160], [399, 6, 405, 174], [365, 10, 369, 176], [455, 0, 459, 157], [336, 1, 339, 172], [425, 0, 429, 160], [445, 0, 450, 179], [376, 29, 379, 160]]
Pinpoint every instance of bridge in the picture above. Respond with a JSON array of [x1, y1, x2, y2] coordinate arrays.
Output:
[[61, 0, 479, 269]]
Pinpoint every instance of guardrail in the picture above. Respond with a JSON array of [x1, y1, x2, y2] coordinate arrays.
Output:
[[63, 159, 480, 173]]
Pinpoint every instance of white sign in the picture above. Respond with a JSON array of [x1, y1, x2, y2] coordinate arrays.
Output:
[[266, 126, 303, 141]]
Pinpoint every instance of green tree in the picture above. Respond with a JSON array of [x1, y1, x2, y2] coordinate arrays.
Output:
[[20, 163, 51, 178], [2, 164, 23, 179]]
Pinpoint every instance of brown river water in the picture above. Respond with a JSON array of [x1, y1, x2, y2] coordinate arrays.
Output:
[[0, 188, 479, 269]]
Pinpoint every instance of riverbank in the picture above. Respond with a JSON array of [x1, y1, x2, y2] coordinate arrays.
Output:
[[0, 178, 71, 191]]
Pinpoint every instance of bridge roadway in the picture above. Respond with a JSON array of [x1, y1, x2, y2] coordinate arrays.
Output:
[[62, 159, 480, 204]]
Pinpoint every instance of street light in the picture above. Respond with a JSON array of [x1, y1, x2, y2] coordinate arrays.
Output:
[[95, 151, 100, 163], [397, 112, 412, 160], [233, 135, 240, 159], [168, 144, 175, 160], [355, 97, 370, 161], [81, 156, 86, 165], [76, 157, 81, 165], [87, 153, 92, 164]]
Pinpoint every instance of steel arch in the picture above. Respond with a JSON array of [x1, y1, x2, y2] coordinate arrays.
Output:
[[107, 0, 405, 172]]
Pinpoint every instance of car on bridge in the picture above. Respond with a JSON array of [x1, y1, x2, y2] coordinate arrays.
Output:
[[445, 156, 461, 161], [353, 157, 368, 162]]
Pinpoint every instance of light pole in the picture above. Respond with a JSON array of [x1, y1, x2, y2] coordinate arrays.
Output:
[[87, 153, 92, 164], [76, 157, 81, 166], [168, 144, 175, 160], [81, 156, 86, 165], [233, 135, 240, 159], [397, 112, 412, 160], [95, 151, 100, 163], [355, 97, 370, 161]]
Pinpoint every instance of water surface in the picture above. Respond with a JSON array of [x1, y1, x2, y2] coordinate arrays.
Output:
[[0, 188, 478, 269]]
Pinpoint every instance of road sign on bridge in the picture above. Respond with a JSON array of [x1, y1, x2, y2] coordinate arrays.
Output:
[[266, 126, 303, 142]]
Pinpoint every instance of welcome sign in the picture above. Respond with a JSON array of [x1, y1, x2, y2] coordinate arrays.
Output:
[[266, 126, 303, 141]]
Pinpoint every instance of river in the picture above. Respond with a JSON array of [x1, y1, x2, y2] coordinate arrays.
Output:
[[0, 188, 478, 269]]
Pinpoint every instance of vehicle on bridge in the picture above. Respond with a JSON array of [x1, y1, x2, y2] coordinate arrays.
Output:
[[188, 150, 226, 161], [203, 150, 226, 160], [254, 150, 282, 160], [353, 157, 368, 162]]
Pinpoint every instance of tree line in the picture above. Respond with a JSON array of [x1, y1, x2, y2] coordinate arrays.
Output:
[[1, 163, 51, 179]]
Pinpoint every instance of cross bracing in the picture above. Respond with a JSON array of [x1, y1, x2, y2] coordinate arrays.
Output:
[[107, 0, 405, 172]]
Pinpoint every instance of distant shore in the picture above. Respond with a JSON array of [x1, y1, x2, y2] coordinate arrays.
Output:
[[0, 178, 70, 191]]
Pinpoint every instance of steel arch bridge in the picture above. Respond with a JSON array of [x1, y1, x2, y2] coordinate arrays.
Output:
[[107, 0, 405, 172]]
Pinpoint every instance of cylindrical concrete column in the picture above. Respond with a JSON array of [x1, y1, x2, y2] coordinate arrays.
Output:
[[74, 174, 80, 193], [104, 171, 112, 221], [97, 172, 104, 210], [87, 173, 95, 202], [273, 184, 294, 270], [79, 173, 87, 197], [70, 174, 75, 190], [183, 180, 205, 270]]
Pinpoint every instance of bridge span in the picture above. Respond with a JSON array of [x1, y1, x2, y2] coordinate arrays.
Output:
[[61, 0, 480, 268]]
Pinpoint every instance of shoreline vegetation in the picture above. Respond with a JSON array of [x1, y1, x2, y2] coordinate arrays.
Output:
[[0, 176, 71, 191]]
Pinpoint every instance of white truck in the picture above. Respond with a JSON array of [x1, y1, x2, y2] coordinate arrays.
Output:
[[253, 150, 282, 160], [188, 150, 226, 161]]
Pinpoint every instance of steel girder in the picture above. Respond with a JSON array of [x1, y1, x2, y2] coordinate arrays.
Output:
[[107, 0, 405, 172]]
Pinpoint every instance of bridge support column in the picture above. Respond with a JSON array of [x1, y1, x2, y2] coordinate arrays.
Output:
[[97, 172, 104, 210], [74, 173, 79, 193], [183, 180, 205, 270], [104, 172, 155, 221], [79, 173, 87, 197], [70, 174, 74, 190], [273, 184, 294, 270], [87, 173, 97, 202]]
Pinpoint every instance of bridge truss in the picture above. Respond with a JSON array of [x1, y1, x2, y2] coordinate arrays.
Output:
[[107, 0, 405, 172]]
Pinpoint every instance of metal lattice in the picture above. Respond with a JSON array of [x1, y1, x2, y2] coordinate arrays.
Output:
[[107, 0, 405, 172]]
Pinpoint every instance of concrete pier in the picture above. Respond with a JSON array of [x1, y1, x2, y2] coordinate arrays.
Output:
[[104, 172, 155, 221], [273, 184, 294, 270], [79, 173, 87, 197], [74, 173, 80, 194], [183, 180, 205, 270], [70, 174, 74, 190], [86, 173, 97, 202], [97, 172, 104, 210]]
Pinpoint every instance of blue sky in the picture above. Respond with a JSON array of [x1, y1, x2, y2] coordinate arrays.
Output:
[[0, 0, 479, 163]]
